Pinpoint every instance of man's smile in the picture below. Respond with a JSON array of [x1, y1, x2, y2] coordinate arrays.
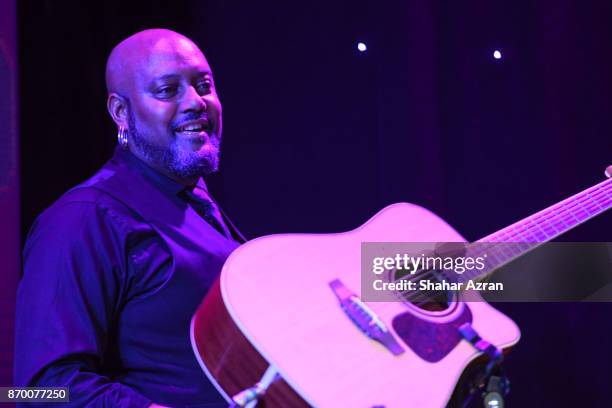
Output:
[[174, 118, 211, 133], [173, 118, 214, 143]]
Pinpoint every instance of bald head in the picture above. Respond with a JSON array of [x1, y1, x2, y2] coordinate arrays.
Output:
[[105, 29, 206, 96], [105, 29, 223, 185]]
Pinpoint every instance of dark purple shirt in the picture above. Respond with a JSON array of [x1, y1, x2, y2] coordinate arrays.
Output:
[[15, 148, 242, 407]]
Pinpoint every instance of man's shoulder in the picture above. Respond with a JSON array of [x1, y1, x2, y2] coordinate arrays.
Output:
[[47, 182, 127, 220], [32, 168, 146, 241]]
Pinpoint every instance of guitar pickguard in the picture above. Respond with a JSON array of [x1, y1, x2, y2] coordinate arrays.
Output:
[[391, 305, 472, 363]]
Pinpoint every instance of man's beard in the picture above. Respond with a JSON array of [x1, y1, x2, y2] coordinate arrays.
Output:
[[127, 109, 220, 180]]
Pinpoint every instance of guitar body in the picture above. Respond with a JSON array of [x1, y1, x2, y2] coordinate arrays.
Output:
[[191, 203, 521, 407]]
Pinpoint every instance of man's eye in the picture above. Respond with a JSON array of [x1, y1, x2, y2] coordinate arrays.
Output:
[[156, 86, 177, 97], [196, 81, 212, 94]]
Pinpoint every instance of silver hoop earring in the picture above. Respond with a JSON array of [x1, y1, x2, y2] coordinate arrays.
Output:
[[117, 126, 129, 148]]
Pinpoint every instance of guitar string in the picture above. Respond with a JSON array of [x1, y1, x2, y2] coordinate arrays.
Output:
[[395, 180, 612, 289], [379, 180, 612, 306], [396, 195, 605, 306], [398, 216, 612, 305], [368, 180, 611, 305], [404, 193, 612, 306]]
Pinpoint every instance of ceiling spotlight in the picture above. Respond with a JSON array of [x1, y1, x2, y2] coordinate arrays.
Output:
[[357, 42, 367, 52], [493, 50, 502, 60]]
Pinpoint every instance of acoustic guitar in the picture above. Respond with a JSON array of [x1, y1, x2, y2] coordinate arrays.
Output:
[[191, 167, 611, 407]]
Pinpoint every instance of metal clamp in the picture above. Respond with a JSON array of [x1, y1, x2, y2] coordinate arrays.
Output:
[[229, 365, 280, 408]]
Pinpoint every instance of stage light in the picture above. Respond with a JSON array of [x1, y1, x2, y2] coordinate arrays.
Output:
[[493, 50, 502, 59], [357, 42, 367, 52]]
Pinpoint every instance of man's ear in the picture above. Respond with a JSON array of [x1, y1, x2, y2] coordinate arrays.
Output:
[[107, 93, 129, 128]]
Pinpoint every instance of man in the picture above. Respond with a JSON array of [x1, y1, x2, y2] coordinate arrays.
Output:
[[15, 29, 244, 407]]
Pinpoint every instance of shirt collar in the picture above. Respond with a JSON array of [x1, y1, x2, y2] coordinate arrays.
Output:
[[113, 147, 208, 197]]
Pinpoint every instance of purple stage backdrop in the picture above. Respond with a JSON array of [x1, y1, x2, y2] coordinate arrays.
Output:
[[0, 0, 18, 389]]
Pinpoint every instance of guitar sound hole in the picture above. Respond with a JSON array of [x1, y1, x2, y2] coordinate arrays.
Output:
[[392, 268, 454, 312]]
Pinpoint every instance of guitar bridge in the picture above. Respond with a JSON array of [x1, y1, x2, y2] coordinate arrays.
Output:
[[329, 279, 404, 356]]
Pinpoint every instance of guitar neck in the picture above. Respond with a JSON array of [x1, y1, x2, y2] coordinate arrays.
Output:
[[460, 177, 612, 282]]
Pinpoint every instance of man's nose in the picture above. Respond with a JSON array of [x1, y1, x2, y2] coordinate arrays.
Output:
[[181, 85, 206, 113]]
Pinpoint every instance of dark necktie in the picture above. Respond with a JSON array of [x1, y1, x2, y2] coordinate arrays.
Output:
[[182, 186, 232, 238]]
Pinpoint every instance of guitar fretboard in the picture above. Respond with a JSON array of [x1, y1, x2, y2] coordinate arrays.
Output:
[[459, 177, 612, 283]]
